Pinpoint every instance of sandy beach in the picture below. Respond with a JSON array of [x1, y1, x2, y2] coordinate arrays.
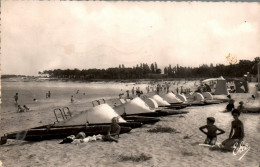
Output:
[[0, 80, 259, 167]]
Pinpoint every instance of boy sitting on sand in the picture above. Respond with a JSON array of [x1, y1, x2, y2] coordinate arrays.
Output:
[[225, 99, 235, 112], [199, 117, 225, 145], [221, 109, 245, 150], [102, 117, 121, 143]]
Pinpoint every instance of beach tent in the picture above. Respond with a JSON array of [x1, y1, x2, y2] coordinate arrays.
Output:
[[161, 93, 182, 103], [59, 104, 126, 126], [151, 95, 171, 106], [176, 94, 187, 102], [234, 80, 249, 93], [202, 92, 213, 100], [192, 92, 204, 101], [202, 76, 228, 95], [114, 97, 156, 115], [145, 98, 159, 109]]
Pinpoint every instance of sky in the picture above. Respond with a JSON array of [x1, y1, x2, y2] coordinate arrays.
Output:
[[1, 1, 260, 75]]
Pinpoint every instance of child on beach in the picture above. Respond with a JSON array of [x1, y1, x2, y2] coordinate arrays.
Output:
[[199, 117, 225, 145], [23, 105, 30, 111], [71, 96, 74, 103], [237, 101, 246, 113], [221, 109, 245, 150], [14, 93, 18, 104], [102, 117, 121, 143], [17, 105, 24, 112], [225, 99, 235, 112]]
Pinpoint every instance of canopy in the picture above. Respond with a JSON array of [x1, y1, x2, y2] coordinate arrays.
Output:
[[60, 104, 126, 125], [145, 98, 159, 109], [114, 97, 156, 115], [202, 76, 225, 83], [151, 95, 170, 106], [161, 93, 182, 103]]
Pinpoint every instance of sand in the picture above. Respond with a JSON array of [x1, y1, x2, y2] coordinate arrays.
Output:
[[0, 80, 259, 167]]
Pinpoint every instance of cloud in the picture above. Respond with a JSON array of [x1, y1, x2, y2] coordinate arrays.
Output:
[[1, 1, 260, 75]]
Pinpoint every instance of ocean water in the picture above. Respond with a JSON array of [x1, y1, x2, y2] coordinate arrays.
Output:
[[1, 79, 148, 113]]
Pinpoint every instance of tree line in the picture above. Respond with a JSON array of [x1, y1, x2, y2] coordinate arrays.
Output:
[[163, 57, 259, 78], [39, 57, 259, 80], [39, 63, 162, 80]]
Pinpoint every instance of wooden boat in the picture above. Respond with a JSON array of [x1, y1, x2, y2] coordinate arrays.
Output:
[[122, 115, 160, 124], [0, 124, 132, 144], [88, 122, 143, 129], [155, 108, 189, 115]]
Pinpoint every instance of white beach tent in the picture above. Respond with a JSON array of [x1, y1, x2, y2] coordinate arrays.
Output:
[[202, 76, 228, 95], [202, 92, 214, 100], [145, 98, 159, 109], [176, 94, 187, 102], [192, 92, 205, 101], [161, 93, 182, 103], [114, 97, 156, 115], [151, 95, 170, 106], [59, 104, 126, 126]]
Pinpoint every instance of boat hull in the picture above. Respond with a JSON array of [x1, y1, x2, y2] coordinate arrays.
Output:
[[2, 125, 132, 142]]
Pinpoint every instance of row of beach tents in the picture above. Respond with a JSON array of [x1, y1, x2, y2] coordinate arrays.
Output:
[[0, 91, 226, 144]]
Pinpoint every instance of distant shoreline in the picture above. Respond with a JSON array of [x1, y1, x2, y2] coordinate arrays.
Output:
[[1, 76, 206, 83]]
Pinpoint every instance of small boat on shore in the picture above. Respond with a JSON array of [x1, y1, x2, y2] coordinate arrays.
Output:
[[122, 115, 160, 124], [144, 97, 189, 115], [115, 97, 186, 117], [0, 124, 132, 144], [56, 104, 143, 128]]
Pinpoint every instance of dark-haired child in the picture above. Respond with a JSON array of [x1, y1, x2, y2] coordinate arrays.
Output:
[[222, 109, 245, 150], [199, 117, 225, 145], [225, 99, 235, 112]]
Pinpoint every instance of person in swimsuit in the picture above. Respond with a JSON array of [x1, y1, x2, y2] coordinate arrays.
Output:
[[221, 109, 245, 150], [14, 93, 18, 104], [103, 117, 121, 143], [225, 99, 235, 112], [17, 105, 25, 112], [199, 117, 225, 145], [237, 101, 246, 113]]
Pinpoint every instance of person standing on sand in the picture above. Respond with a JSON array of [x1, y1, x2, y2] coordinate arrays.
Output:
[[156, 84, 160, 95], [14, 93, 18, 104], [71, 96, 74, 103], [132, 87, 135, 95], [126, 90, 130, 99]]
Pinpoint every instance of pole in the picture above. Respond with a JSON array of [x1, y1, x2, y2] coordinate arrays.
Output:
[[257, 62, 260, 91]]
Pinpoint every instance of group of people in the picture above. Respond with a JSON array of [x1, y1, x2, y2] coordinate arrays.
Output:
[[14, 93, 31, 112], [17, 105, 30, 112], [225, 95, 246, 114], [200, 109, 244, 150], [200, 95, 245, 151], [60, 117, 121, 144]]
